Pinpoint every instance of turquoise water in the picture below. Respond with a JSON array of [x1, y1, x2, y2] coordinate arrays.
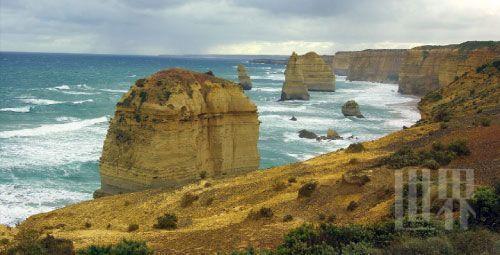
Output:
[[0, 52, 420, 225]]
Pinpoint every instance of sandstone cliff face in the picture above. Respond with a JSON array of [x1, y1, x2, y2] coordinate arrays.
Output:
[[346, 49, 407, 84], [95, 68, 260, 197], [237, 64, 252, 90], [281, 52, 310, 100], [332, 51, 355, 76], [399, 41, 500, 96], [298, 52, 335, 91]]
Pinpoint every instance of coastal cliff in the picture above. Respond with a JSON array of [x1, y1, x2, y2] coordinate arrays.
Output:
[[346, 49, 407, 84], [298, 52, 335, 91], [399, 41, 500, 95], [332, 51, 355, 76], [95, 68, 260, 197], [9, 61, 499, 254], [281, 52, 310, 100]]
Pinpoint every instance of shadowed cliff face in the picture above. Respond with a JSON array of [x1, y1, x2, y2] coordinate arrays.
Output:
[[332, 51, 355, 76], [399, 41, 500, 96], [95, 68, 260, 197]]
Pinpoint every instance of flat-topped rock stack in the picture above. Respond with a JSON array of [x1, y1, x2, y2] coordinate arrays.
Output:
[[237, 64, 252, 90], [298, 52, 336, 91], [94, 68, 260, 197], [281, 52, 310, 100]]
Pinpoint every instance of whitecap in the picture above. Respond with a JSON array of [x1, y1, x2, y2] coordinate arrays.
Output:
[[53, 85, 70, 90], [100, 89, 128, 93], [61, 91, 97, 95], [255, 87, 281, 93], [72, 99, 94, 104], [0, 116, 108, 139], [127, 74, 137, 78], [18, 98, 63, 105], [0, 106, 31, 113]]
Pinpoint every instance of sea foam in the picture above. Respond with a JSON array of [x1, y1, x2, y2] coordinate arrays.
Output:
[[0, 116, 108, 139]]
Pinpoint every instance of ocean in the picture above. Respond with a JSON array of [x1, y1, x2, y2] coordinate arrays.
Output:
[[0, 52, 420, 225]]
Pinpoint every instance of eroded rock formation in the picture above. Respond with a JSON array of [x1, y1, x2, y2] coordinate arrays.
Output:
[[95, 68, 260, 197], [281, 52, 310, 100], [399, 41, 500, 95], [342, 100, 364, 118], [346, 49, 407, 83], [298, 52, 335, 91], [237, 64, 252, 90]]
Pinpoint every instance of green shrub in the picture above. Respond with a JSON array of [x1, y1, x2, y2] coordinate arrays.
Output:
[[387, 236, 454, 255], [77, 240, 152, 255], [341, 241, 376, 255], [422, 159, 440, 170], [383, 147, 421, 169], [469, 187, 499, 231], [127, 224, 139, 232], [139, 91, 148, 103], [448, 229, 497, 254], [298, 182, 317, 198], [434, 107, 451, 122], [7, 232, 75, 255], [346, 143, 365, 153], [447, 140, 470, 156], [476, 63, 488, 73], [153, 213, 178, 230]]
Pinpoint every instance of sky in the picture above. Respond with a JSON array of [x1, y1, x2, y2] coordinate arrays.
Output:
[[0, 0, 499, 55]]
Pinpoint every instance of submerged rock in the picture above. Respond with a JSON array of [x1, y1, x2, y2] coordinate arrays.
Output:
[[290, 116, 297, 121], [298, 129, 317, 139], [95, 68, 260, 197], [280, 52, 310, 101], [237, 64, 252, 90], [342, 100, 364, 118]]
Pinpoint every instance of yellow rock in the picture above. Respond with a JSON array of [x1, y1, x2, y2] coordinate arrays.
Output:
[[298, 52, 335, 91], [281, 52, 310, 100], [237, 64, 252, 90], [95, 68, 260, 197]]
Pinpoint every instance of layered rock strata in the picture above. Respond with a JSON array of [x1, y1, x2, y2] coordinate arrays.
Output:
[[399, 41, 500, 95], [298, 52, 335, 91], [281, 52, 310, 100], [95, 68, 260, 197], [332, 51, 355, 76], [346, 49, 407, 83], [237, 64, 252, 90]]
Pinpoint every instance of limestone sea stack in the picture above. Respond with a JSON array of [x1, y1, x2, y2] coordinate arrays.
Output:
[[342, 100, 364, 118], [237, 64, 252, 90], [281, 52, 310, 100], [94, 68, 260, 197], [298, 52, 336, 91]]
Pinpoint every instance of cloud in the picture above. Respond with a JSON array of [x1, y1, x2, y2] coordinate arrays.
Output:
[[0, 0, 499, 54]]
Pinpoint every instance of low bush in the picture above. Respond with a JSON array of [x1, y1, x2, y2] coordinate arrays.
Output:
[[7, 231, 74, 255], [77, 240, 152, 255], [434, 107, 452, 122], [447, 140, 470, 156], [248, 207, 273, 220], [199, 171, 207, 179], [297, 182, 317, 198], [481, 117, 491, 127], [347, 201, 358, 211], [272, 181, 287, 191], [282, 215, 294, 222], [153, 213, 178, 230], [468, 187, 499, 231], [422, 159, 440, 170], [135, 78, 146, 87], [127, 224, 139, 232], [345, 143, 365, 153]]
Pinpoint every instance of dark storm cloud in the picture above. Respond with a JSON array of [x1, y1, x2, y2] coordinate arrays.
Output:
[[0, 0, 499, 54]]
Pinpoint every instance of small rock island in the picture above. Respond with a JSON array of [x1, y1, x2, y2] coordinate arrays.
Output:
[[281, 52, 310, 100], [94, 68, 260, 197]]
